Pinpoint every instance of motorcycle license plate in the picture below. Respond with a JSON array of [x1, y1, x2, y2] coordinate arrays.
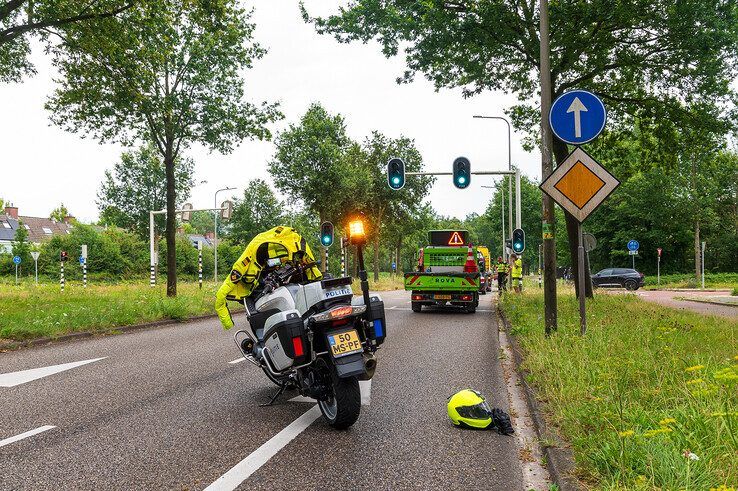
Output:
[[435, 294, 452, 300], [328, 329, 362, 358]]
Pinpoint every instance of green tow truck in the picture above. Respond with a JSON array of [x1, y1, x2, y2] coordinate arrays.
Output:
[[405, 230, 480, 313]]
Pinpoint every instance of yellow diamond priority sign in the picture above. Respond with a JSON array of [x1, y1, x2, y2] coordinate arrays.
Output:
[[540, 147, 619, 223]]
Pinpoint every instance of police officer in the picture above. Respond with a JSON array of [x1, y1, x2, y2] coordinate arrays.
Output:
[[495, 256, 507, 293], [510, 253, 523, 293]]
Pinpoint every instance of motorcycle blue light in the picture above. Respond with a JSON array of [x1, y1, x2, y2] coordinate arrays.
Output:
[[373, 319, 384, 338]]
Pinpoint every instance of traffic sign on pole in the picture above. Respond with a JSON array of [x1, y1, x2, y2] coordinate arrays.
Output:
[[539, 147, 620, 223], [13, 255, 21, 265], [549, 90, 607, 145], [31, 251, 40, 285], [627, 240, 639, 252]]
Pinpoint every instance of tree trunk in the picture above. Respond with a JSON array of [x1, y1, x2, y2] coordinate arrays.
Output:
[[552, 138, 593, 298], [164, 144, 177, 297], [395, 239, 402, 274], [694, 219, 701, 281], [373, 236, 380, 282]]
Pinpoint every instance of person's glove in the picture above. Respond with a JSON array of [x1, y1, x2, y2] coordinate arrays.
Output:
[[490, 408, 514, 435]]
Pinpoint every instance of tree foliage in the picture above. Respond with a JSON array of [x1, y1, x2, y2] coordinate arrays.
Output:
[[49, 203, 70, 222], [97, 144, 194, 238], [46, 0, 280, 295], [229, 179, 284, 245]]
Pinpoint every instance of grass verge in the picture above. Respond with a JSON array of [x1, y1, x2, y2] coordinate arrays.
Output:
[[0, 281, 222, 342], [499, 288, 737, 490], [644, 273, 738, 290]]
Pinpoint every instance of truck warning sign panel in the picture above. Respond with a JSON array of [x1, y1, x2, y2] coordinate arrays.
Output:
[[429, 230, 468, 246]]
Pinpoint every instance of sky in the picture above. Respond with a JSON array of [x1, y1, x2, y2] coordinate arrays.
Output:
[[0, 1, 542, 223]]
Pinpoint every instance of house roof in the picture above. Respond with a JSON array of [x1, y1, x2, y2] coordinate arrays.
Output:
[[0, 214, 72, 243]]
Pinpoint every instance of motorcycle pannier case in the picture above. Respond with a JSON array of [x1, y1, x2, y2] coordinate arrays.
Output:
[[352, 295, 386, 346], [263, 310, 309, 371]]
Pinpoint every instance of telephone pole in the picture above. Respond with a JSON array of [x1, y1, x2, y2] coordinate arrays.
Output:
[[540, 0, 557, 334]]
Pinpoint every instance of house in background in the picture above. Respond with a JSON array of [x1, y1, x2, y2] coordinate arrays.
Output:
[[0, 204, 74, 253]]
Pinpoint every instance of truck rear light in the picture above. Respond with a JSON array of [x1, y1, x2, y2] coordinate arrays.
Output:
[[292, 336, 304, 357], [460, 294, 472, 301], [412, 294, 424, 301]]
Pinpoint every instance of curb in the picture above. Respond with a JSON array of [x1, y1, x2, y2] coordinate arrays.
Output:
[[675, 297, 738, 308], [650, 288, 732, 293], [497, 306, 581, 491], [0, 312, 245, 352]]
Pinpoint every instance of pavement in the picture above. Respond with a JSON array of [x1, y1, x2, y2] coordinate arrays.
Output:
[[0, 289, 544, 490], [627, 289, 737, 319]]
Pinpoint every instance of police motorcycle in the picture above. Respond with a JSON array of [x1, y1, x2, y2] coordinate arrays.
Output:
[[233, 219, 385, 429]]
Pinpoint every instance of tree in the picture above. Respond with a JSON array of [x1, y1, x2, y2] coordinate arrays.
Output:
[[229, 179, 284, 245], [358, 131, 433, 280], [11, 219, 31, 273], [0, 0, 132, 83], [46, 0, 280, 296], [97, 144, 194, 238], [304, 0, 738, 296], [270, 103, 360, 268], [49, 203, 70, 222]]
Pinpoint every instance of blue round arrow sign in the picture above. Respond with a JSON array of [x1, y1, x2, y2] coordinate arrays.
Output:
[[627, 240, 639, 251], [13, 255, 21, 264], [549, 90, 607, 145]]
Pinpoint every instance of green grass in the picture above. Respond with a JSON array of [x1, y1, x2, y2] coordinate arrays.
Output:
[[0, 280, 223, 342], [644, 272, 738, 290], [351, 271, 405, 292], [500, 288, 738, 490]]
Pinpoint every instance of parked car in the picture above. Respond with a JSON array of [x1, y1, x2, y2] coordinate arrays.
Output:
[[592, 268, 645, 290]]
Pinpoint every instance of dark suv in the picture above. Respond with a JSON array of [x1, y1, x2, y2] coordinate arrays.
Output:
[[592, 268, 645, 290]]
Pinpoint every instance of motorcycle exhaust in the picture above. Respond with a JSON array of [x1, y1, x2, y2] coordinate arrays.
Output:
[[359, 352, 377, 380]]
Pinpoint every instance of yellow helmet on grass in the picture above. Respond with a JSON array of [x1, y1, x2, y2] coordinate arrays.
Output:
[[447, 389, 493, 429]]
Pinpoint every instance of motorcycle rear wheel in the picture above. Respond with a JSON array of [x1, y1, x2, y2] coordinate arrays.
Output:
[[318, 376, 361, 430]]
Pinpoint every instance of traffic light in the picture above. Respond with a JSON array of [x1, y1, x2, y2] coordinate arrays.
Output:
[[452, 157, 471, 189], [387, 158, 405, 190], [320, 221, 334, 247], [512, 228, 525, 254], [60, 250, 69, 262]]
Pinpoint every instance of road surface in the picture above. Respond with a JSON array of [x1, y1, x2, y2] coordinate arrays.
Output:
[[1, 290, 540, 490], [635, 290, 737, 319]]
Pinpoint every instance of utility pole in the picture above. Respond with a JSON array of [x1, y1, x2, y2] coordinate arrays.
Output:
[[540, 0, 557, 334]]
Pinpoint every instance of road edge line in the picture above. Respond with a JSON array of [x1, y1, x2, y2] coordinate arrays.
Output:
[[496, 305, 582, 491], [0, 425, 56, 448], [203, 405, 321, 491]]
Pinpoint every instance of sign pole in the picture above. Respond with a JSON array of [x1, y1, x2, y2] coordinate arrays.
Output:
[[61, 261, 65, 292], [657, 250, 661, 286], [577, 222, 586, 335], [15, 263, 18, 285], [198, 242, 203, 290], [632, 253, 635, 270], [701, 241, 706, 289], [34, 256, 38, 285]]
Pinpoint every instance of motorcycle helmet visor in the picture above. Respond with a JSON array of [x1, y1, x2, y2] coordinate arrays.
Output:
[[455, 399, 492, 420]]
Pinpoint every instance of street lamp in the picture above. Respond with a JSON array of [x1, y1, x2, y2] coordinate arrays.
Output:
[[473, 115, 513, 239], [214, 186, 236, 281]]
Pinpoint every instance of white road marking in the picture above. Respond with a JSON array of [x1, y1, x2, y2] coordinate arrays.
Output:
[[0, 358, 106, 388], [289, 395, 316, 403], [0, 425, 56, 448], [228, 358, 246, 364], [204, 405, 321, 491], [359, 380, 372, 405], [392, 307, 494, 312], [387, 306, 397, 310]]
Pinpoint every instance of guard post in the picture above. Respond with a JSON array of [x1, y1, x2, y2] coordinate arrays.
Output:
[[197, 240, 203, 289], [81, 244, 88, 288]]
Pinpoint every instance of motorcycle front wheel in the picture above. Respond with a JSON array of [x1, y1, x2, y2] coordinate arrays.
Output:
[[318, 376, 361, 430]]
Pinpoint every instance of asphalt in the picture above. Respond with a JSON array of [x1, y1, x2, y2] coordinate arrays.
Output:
[[1, 290, 526, 490]]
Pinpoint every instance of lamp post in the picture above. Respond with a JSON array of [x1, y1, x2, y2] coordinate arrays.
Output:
[[214, 186, 236, 282], [473, 115, 514, 238]]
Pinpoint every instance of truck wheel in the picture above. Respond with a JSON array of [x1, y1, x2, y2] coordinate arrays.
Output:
[[411, 302, 422, 312]]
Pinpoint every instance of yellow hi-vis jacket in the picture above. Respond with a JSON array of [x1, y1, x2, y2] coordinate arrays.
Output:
[[214, 226, 322, 329], [511, 257, 523, 278], [496, 262, 508, 273]]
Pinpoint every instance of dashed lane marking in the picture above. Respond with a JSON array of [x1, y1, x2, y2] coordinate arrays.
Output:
[[204, 405, 321, 491], [228, 358, 246, 364], [0, 425, 56, 448], [0, 358, 107, 388]]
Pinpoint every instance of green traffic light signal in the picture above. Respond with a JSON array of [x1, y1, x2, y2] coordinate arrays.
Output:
[[320, 221, 334, 247], [387, 158, 405, 190], [453, 157, 471, 189], [512, 228, 525, 253]]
